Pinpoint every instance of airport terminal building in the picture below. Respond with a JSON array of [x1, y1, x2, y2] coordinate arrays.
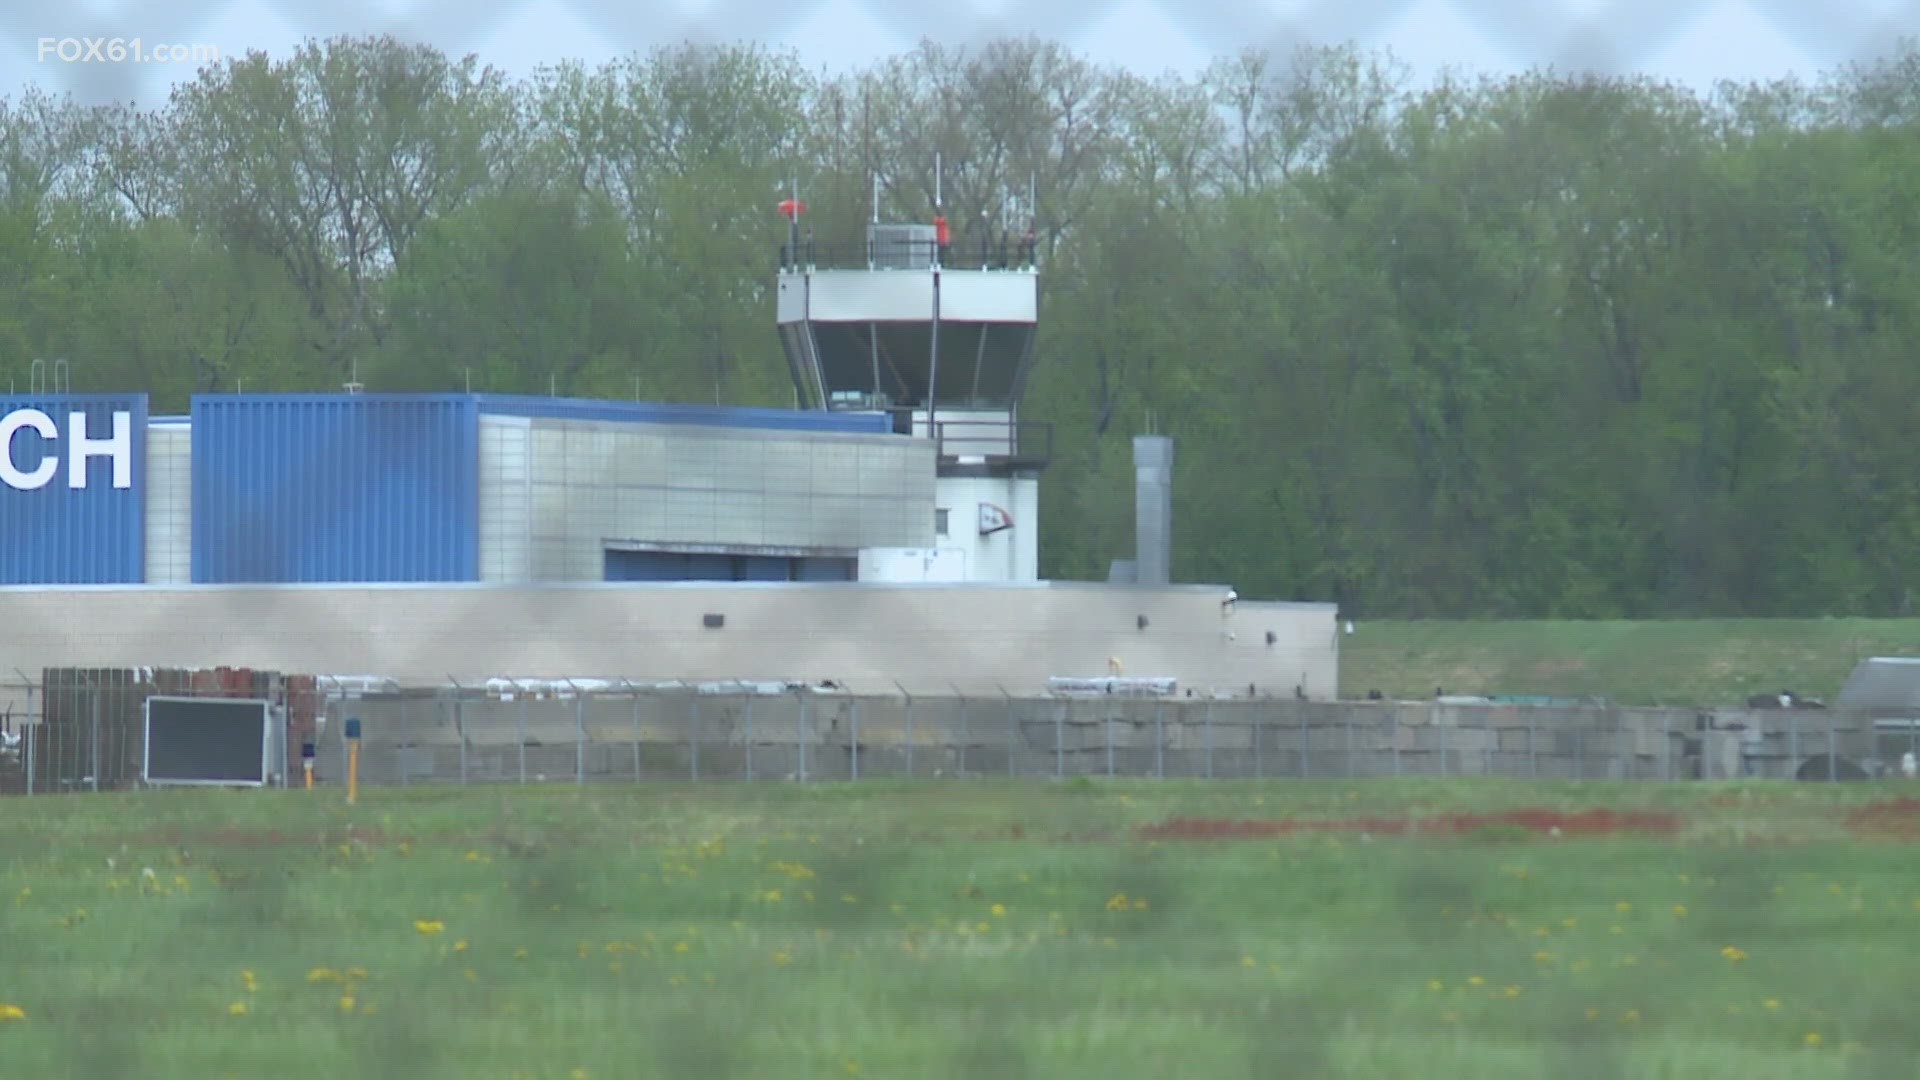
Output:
[[1, 391, 968, 587], [0, 220, 1338, 698]]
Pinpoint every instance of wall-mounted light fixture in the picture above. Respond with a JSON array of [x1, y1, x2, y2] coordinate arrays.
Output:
[[703, 613, 725, 629], [1137, 614, 1149, 630]]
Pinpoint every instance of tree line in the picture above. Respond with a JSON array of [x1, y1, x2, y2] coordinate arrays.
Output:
[[4, 36, 1920, 617]]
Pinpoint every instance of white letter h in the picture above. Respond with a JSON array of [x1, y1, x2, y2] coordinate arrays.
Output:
[[68, 411, 131, 489]]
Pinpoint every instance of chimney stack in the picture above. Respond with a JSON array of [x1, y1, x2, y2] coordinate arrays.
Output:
[[1133, 435, 1172, 585]]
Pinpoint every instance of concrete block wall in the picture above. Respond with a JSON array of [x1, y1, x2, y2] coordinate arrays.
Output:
[[0, 583, 1336, 700], [143, 425, 191, 585], [311, 694, 1879, 786]]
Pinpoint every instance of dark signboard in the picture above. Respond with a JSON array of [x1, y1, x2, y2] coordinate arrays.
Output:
[[144, 697, 270, 786]]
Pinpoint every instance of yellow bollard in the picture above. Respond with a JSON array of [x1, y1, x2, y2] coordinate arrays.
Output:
[[345, 718, 361, 805]]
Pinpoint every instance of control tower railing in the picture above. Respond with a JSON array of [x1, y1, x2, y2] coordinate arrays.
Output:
[[882, 409, 1053, 470], [778, 237, 1038, 273]]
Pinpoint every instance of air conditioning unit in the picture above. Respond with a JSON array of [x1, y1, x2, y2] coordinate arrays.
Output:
[[828, 390, 891, 411]]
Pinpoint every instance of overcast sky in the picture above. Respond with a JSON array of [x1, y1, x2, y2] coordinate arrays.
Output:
[[2, 0, 1913, 108]]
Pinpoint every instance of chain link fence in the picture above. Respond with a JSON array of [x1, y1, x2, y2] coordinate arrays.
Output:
[[5, 672, 1913, 795], [0, 668, 320, 796]]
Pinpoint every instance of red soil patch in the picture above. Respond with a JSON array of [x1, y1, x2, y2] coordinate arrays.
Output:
[[1137, 807, 1683, 842], [1844, 797, 1920, 841]]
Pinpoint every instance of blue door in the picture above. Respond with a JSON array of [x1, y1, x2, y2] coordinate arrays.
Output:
[[795, 557, 855, 581], [604, 550, 852, 582], [605, 549, 690, 581]]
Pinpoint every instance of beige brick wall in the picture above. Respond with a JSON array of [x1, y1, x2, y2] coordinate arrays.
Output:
[[143, 425, 191, 584], [0, 584, 1337, 698]]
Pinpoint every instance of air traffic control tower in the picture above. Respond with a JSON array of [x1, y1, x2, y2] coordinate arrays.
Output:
[[776, 217, 1050, 582]]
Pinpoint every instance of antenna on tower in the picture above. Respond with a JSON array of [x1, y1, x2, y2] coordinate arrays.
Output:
[[788, 175, 800, 257], [344, 359, 363, 395]]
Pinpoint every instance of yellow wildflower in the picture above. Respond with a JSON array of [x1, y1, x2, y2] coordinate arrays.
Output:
[[991, 904, 1007, 918], [228, 1001, 249, 1016], [0, 1004, 25, 1021], [1804, 1032, 1823, 1049], [414, 919, 446, 936], [1720, 945, 1747, 963]]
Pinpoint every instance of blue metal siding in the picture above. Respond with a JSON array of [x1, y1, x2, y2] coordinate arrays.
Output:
[[472, 393, 890, 435], [0, 394, 148, 584], [191, 394, 479, 582]]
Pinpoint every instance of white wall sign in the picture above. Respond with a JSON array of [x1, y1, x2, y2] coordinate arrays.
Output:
[[0, 409, 133, 491], [978, 502, 1012, 536]]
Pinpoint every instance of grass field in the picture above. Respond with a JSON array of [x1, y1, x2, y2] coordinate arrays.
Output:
[[4, 780, 1920, 1078], [1341, 617, 1920, 706]]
